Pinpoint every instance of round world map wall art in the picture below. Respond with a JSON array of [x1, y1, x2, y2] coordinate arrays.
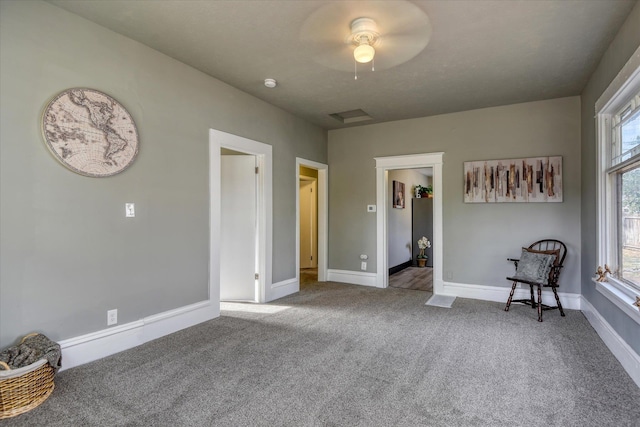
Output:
[[42, 88, 139, 177]]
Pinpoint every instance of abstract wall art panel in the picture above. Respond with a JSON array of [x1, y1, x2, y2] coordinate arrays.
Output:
[[464, 156, 562, 203]]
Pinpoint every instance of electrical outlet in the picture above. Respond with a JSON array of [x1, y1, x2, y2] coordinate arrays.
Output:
[[361, 261, 367, 271], [446, 271, 453, 280], [107, 309, 118, 326]]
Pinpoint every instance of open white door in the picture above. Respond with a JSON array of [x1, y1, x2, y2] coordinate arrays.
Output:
[[221, 155, 257, 301], [299, 179, 317, 269]]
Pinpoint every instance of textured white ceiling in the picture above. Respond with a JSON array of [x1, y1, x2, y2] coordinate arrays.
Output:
[[48, 0, 637, 130]]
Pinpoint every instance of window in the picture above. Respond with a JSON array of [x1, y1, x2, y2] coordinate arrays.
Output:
[[620, 165, 640, 286], [613, 99, 640, 289], [596, 55, 640, 323]]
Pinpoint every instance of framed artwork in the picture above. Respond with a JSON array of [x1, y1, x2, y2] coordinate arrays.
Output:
[[393, 180, 405, 208], [464, 156, 562, 203], [42, 88, 139, 177]]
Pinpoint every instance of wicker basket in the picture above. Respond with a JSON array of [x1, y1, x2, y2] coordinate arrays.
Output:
[[0, 334, 56, 419]]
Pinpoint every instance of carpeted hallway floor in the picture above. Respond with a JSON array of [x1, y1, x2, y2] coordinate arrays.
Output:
[[5, 281, 639, 426]]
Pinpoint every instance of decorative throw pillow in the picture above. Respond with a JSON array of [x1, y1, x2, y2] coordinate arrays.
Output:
[[525, 247, 560, 265], [514, 248, 556, 285], [524, 247, 560, 283]]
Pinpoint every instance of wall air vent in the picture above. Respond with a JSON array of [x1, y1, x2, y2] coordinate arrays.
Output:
[[329, 109, 373, 124]]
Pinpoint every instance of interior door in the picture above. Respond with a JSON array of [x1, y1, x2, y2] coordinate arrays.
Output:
[[221, 154, 257, 301], [299, 180, 314, 269]]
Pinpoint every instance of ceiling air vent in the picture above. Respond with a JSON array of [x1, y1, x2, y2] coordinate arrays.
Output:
[[329, 109, 373, 124]]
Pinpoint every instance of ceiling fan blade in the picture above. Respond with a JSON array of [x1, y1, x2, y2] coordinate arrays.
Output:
[[373, 38, 430, 69], [307, 41, 354, 71], [299, 0, 432, 72], [374, 6, 431, 35]]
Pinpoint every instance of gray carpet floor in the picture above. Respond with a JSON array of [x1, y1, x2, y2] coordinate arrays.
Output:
[[5, 281, 639, 426]]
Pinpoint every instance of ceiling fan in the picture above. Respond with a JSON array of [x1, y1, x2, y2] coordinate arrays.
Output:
[[300, 1, 432, 74]]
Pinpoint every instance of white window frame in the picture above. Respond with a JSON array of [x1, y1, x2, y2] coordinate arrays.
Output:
[[594, 47, 640, 325]]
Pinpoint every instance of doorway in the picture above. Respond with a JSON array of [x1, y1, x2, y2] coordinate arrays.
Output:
[[374, 153, 444, 296], [387, 167, 433, 292], [296, 158, 328, 288]]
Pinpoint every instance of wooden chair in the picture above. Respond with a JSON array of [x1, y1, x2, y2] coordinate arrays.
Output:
[[504, 239, 566, 322]]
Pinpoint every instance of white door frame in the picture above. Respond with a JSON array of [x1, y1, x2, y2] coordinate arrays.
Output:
[[375, 153, 444, 294], [210, 129, 272, 303], [296, 158, 328, 283]]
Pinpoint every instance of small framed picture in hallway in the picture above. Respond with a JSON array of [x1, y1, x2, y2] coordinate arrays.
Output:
[[393, 180, 405, 209]]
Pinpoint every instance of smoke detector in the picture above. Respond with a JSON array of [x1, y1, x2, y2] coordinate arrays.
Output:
[[264, 78, 277, 88]]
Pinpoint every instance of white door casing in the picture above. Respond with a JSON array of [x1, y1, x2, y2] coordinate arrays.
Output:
[[375, 153, 445, 295], [310, 180, 318, 269], [220, 155, 258, 301]]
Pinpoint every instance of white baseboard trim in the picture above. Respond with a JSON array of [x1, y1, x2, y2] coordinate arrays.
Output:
[[442, 281, 581, 310], [327, 269, 377, 287], [268, 278, 298, 301], [581, 296, 640, 387], [59, 300, 217, 371]]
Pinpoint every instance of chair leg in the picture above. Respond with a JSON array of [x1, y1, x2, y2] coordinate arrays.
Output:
[[505, 281, 518, 311], [529, 284, 535, 308], [537, 285, 543, 322], [553, 287, 565, 317]]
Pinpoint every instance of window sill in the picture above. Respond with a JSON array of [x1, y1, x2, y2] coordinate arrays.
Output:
[[592, 277, 640, 325]]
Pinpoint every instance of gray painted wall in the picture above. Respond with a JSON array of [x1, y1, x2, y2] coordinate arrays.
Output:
[[387, 169, 430, 268], [0, 1, 326, 347], [328, 97, 581, 292], [580, 2, 640, 355]]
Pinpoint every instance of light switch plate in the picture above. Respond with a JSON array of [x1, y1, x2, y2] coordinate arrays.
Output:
[[125, 203, 135, 217]]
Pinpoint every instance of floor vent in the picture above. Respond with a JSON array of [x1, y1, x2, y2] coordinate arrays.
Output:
[[329, 109, 373, 124]]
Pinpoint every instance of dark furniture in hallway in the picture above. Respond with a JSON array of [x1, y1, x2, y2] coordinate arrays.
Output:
[[412, 198, 433, 267]]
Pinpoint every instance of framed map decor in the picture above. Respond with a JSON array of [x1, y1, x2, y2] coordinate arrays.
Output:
[[42, 88, 139, 177], [464, 156, 562, 203]]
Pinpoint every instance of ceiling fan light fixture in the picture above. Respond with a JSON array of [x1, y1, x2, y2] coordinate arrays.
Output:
[[350, 17, 379, 65], [354, 42, 375, 63]]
